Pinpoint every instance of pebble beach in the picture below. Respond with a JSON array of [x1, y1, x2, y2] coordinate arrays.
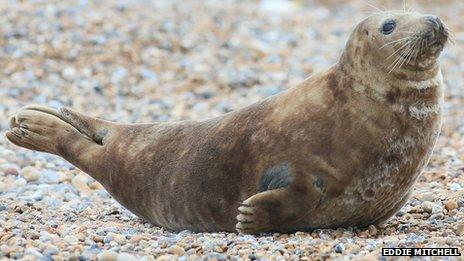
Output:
[[1, 0, 464, 260]]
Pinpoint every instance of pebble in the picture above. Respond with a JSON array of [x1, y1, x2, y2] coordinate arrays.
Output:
[[64, 235, 79, 245], [445, 199, 458, 211], [421, 201, 434, 213], [449, 183, 462, 191], [111, 233, 127, 245], [43, 245, 60, 256], [129, 235, 145, 244], [4, 167, 19, 176], [367, 225, 377, 236], [21, 166, 40, 182], [104, 235, 114, 244], [455, 224, 464, 236], [24, 247, 43, 258], [116, 253, 138, 261], [156, 255, 174, 261], [97, 251, 118, 261], [139, 240, 150, 248], [415, 192, 436, 202], [13, 178, 27, 188], [334, 243, 345, 253], [432, 204, 444, 214], [72, 175, 93, 196], [168, 245, 186, 256], [40, 170, 61, 184]]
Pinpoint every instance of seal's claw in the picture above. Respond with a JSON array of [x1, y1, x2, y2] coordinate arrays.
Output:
[[238, 205, 254, 215], [235, 195, 278, 234], [11, 127, 23, 138], [236, 215, 261, 234], [6, 127, 42, 152], [5, 130, 21, 145], [236, 213, 253, 223], [9, 115, 19, 129]]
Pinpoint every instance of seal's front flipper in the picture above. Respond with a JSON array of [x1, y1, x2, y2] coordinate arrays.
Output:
[[236, 171, 325, 234], [18, 105, 115, 145]]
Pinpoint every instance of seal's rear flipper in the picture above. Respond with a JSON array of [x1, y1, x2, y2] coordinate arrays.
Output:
[[6, 108, 105, 176], [18, 105, 115, 145], [59, 107, 114, 145]]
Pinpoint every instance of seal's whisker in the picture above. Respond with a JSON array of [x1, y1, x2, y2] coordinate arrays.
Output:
[[405, 46, 414, 62], [390, 48, 409, 72], [448, 33, 456, 44], [388, 56, 403, 73], [388, 45, 410, 73], [421, 38, 427, 54], [419, 38, 424, 57], [387, 46, 410, 72], [386, 40, 411, 60], [445, 27, 456, 45], [387, 45, 409, 65], [378, 3, 389, 11], [422, 38, 425, 53], [382, 36, 410, 45], [390, 47, 409, 71], [388, 41, 415, 73], [413, 39, 421, 56], [407, 5, 415, 13], [362, 11, 387, 17], [365, 10, 411, 17], [379, 37, 410, 49], [388, 59, 400, 73], [405, 40, 419, 65], [362, 0, 384, 12]]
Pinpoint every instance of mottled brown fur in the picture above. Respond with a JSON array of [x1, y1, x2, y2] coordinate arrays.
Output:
[[6, 12, 448, 233]]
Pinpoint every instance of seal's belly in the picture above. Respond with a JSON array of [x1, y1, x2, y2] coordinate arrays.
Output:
[[308, 159, 429, 228]]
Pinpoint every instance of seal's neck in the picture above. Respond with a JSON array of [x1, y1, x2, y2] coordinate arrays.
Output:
[[337, 52, 443, 104]]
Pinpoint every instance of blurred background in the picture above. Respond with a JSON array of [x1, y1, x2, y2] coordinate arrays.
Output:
[[0, 0, 462, 124], [0, 0, 463, 260]]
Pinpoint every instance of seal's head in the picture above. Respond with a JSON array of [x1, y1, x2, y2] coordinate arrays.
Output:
[[343, 12, 449, 74]]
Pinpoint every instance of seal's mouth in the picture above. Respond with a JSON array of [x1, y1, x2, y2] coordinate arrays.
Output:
[[388, 16, 450, 72], [403, 30, 448, 60], [422, 16, 449, 50]]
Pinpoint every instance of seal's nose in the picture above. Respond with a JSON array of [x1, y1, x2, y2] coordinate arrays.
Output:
[[425, 15, 444, 32]]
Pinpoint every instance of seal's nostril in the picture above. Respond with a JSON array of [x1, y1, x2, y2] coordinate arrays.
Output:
[[426, 15, 443, 32]]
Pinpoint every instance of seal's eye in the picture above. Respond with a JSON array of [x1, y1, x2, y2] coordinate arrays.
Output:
[[381, 20, 396, 35]]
